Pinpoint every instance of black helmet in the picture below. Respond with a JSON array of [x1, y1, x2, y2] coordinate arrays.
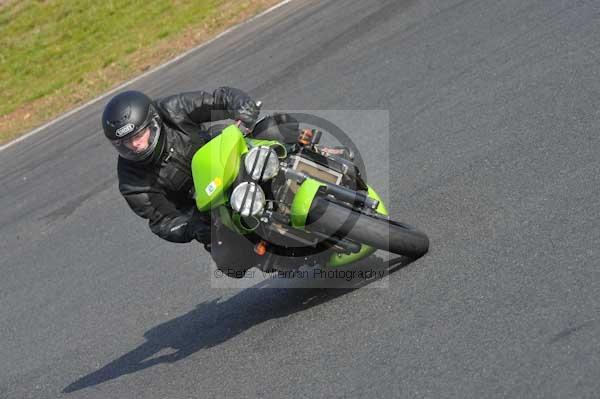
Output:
[[102, 90, 163, 162]]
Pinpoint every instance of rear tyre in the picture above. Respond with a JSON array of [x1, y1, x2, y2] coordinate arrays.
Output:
[[307, 197, 429, 258]]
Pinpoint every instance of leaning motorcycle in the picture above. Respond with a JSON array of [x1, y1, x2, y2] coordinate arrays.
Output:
[[191, 112, 429, 276]]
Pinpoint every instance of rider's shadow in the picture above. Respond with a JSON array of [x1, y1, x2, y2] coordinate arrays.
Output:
[[63, 255, 414, 393]]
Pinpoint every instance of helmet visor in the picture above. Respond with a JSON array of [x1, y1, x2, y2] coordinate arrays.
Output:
[[112, 117, 161, 161]]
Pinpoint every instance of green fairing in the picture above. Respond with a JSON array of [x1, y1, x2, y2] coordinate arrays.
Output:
[[192, 125, 248, 211], [192, 127, 390, 269], [289, 178, 388, 268], [368, 185, 388, 215], [328, 186, 388, 268], [290, 178, 325, 228]]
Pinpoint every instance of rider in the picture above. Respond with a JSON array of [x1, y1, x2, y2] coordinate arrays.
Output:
[[101, 88, 260, 247]]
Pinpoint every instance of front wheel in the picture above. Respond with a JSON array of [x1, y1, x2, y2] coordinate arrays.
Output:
[[306, 197, 429, 258]]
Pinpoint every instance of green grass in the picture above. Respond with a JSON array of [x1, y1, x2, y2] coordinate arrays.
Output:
[[0, 0, 224, 117]]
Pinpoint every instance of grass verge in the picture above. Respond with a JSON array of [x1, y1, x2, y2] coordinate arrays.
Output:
[[0, 0, 283, 146]]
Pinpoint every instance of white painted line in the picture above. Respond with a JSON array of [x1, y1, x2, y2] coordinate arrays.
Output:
[[0, 0, 295, 153]]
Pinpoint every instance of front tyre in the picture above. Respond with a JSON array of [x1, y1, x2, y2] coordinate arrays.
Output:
[[306, 197, 429, 258]]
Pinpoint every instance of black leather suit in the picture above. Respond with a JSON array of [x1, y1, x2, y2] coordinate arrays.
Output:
[[116, 87, 256, 243]]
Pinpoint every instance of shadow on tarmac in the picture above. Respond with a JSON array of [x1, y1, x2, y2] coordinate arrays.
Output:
[[63, 255, 415, 393]]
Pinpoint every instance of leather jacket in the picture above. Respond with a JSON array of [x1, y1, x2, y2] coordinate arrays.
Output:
[[116, 87, 257, 243]]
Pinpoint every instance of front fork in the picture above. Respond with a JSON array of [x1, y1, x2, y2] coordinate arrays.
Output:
[[289, 177, 388, 268]]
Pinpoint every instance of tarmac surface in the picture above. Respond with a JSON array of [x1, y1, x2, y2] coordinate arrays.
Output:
[[1, 0, 600, 397]]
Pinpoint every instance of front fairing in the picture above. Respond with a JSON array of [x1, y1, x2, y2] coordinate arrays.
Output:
[[192, 125, 248, 211]]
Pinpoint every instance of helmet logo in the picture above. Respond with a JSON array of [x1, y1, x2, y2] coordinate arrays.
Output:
[[116, 123, 135, 137]]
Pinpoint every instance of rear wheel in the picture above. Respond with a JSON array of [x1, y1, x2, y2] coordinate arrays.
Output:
[[306, 197, 429, 258]]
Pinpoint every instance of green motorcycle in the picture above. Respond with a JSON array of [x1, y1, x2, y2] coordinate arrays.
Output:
[[191, 113, 429, 275]]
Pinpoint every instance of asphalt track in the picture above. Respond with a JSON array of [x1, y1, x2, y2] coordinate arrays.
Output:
[[2, 0, 600, 397]]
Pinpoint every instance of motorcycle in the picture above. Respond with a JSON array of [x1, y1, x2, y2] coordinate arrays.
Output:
[[191, 110, 429, 276]]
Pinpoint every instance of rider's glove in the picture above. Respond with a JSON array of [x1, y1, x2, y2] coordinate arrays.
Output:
[[233, 97, 260, 127]]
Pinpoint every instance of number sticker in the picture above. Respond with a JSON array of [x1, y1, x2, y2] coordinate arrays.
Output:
[[205, 177, 222, 196]]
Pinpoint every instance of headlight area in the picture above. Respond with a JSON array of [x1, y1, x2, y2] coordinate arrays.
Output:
[[244, 146, 280, 181], [230, 182, 266, 217]]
